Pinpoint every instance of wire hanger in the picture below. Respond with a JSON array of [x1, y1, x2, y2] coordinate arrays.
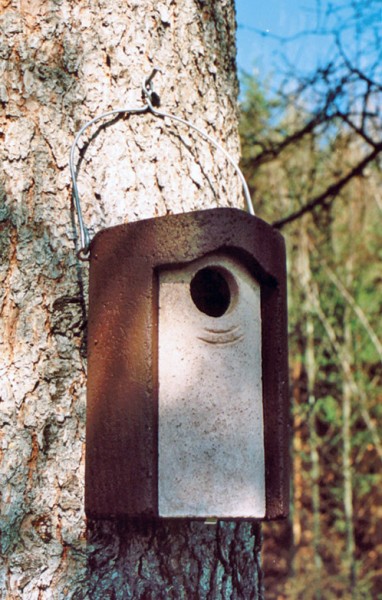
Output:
[[69, 68, 254, 260]]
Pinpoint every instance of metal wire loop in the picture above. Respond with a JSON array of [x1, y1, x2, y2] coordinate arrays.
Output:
[[70, 69, 254, 260]]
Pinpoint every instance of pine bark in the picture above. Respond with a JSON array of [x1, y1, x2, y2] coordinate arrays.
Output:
[[0, 1, 263, 597]]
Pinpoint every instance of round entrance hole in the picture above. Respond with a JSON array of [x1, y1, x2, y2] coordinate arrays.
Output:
[[190, 267, 232, 317]]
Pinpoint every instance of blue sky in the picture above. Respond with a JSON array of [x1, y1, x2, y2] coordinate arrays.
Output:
[[235, 0, 334, 80]]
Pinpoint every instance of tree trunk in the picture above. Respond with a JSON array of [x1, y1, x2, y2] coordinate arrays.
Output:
[[0, 1, 263, 597], [342, 291, 356, 592], [298, 226, 322, 592], [306, 315, 323, 596]]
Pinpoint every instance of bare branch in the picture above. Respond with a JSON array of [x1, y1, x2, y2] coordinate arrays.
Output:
[[272, 142, 382, 228], [335, 110, 378, 147]]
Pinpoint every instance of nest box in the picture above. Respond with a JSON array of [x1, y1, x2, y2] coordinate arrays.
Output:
[[85, 208, 289, 520]]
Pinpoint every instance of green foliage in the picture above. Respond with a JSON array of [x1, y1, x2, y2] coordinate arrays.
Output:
[[314, 396, 339, 424]]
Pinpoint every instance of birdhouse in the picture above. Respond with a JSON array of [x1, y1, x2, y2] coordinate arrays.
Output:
[[85, 207, 289, 520]]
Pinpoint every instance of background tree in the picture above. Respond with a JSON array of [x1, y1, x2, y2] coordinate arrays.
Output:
[[239, 1, 382, 597], [0, 1, 263, 597]]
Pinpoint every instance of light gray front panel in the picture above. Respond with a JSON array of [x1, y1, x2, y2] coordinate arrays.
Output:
[[158, 254, 265, 518]]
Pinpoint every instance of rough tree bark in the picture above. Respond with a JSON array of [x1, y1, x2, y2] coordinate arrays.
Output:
[[0, 1, 263, 598]]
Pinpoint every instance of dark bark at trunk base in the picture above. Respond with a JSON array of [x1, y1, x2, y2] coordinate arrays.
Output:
[[85, 520, 263, 600]]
